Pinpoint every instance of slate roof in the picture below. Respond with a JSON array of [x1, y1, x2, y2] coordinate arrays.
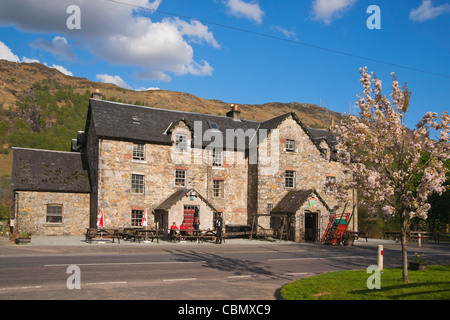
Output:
[[155, 188, 217, 212], [273, 189, 330, 213], [88, 99, 260, 150], [11, 148, 91, 193], [87, 99, 338, 152]]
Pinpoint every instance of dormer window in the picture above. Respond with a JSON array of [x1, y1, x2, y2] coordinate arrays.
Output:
[[175, 134, 188, 152], [286, 139, 295, 152], [212, 148, 223, 167]]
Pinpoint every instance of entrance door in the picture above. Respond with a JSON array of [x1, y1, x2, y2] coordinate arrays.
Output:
[[304, 211, 319, 241], [183, 206, 198, 232]]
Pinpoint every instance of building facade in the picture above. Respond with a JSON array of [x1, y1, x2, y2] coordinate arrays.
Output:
[[11, 92, 357, 241]]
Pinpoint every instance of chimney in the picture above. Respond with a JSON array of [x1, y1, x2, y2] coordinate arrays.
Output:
[[91, 89, 102, 100], [226, 104, 241, 121]]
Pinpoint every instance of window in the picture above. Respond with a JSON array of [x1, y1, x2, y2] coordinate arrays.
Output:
[[209, 123, 220, 130], [212, 148, 223, 167], [267, 203, 273, 214], [213, 180, 224, 198], [133, 143, 145, 161], [131, 174, 145, 194], [176, 134, 188, 152], [286, 139, 295, 152], [326, 176, 336, 192], [175, 169, 186, 186], [131, 210, 144, 226], [320, 148, 328, 160], [285, 170, 296, 188], [46, 205, 63, 223]]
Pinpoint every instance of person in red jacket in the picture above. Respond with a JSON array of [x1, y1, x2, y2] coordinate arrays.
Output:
[[180, 220, 187, 240], [170, 222, 178, 241]]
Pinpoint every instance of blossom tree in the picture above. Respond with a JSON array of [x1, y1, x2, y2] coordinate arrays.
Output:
[[333, 67, 449, 283]]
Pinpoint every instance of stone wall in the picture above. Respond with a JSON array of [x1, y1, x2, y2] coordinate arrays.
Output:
[[255, 115, 357, 238], [96, 123, 249, 228], [15, 191, 90, 236]]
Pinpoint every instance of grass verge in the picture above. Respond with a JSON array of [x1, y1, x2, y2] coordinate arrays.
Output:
[[281, 265, 450, 300]]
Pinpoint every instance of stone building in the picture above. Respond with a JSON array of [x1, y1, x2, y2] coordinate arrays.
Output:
[[11, 92, 357, 241]]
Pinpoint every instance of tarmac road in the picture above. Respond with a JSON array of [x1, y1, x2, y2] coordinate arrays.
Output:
[[0, 237, 449, 300]]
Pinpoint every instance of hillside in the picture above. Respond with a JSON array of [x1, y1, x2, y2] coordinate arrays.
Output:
[[0, 59, 343, 220]]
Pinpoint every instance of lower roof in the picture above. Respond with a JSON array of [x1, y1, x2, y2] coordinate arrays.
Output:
[[11, 147, 91, 193]]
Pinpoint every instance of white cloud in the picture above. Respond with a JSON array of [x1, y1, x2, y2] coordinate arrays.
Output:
[[223, 0, 265, 24], [0, 0, 219, 81], [51, 64, 73, 76], [0, 41, 20, 62], [409, 0, 450, 22], [21, 57, 40, 63], [273, 26, 297, 40], [311, 0, 358, 24], [135, 86, 160, 91], [96, 74, 131, 89]]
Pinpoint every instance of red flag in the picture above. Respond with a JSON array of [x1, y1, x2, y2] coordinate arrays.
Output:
[[141, 209, 148, 227], [97, 209, 104, 228]]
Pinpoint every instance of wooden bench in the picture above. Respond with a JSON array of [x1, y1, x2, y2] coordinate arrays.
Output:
[[349, 231, 368, 242]]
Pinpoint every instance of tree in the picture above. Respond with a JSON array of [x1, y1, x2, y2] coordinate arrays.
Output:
[[332, 67, 449, 283]]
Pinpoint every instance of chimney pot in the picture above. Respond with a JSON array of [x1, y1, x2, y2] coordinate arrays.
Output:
[[226, 104, 241, 121], [91, 89, 102, 100]]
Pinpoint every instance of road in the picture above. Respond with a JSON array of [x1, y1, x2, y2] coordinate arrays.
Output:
[[0, 239, 449, 300]]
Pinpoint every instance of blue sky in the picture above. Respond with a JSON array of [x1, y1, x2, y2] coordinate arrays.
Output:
[[0, 0, 449, 129]]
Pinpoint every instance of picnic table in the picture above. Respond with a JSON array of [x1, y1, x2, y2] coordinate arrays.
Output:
[[132, 229, 163, 243], [172, 229, 220, 243], [85, 228, 121, 244]]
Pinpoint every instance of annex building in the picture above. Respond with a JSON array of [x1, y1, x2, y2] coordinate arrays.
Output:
[[11, 91, 357, 242]]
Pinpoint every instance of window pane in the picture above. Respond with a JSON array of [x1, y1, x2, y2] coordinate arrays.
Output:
[[131, 174, 145, 193], [46, 205, 62, 223], [285, 171, 295, 188], [131, 210, 144, 226], [133, 143, 145, 160], [175, 170, 186, 186], [213, 180, 224, 197], [212, 149, 223, 166], [176, 134, 187, 152]]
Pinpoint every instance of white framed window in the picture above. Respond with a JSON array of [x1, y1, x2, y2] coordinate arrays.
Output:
[[132, 143, 145, 161], [213, 180, 224, 198], [131, 210, 144, 226], [131, 174, 145, 194], [286, 139, 295, 152], [175, 169, 186, 187], [320, 148, 328, 160], [285, 170, 295, 188], [212, 148, 223, 167], [175, 134, 188, 152], [46, 204, 63, 223]]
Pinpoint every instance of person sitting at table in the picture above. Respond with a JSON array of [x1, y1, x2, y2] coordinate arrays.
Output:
[[170, 222, 178, 241], [180, 220, 187, 240]]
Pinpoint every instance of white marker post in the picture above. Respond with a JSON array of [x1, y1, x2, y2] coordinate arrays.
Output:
[[377, 245, 383, 271], [418, 233, 422, 248]]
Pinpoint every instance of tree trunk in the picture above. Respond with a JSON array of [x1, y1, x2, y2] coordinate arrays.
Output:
[[400, 217, 409, 283]]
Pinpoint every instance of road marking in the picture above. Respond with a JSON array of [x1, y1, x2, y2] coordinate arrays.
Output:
[[163, 278, 197, 282], [0, 286, 42, 291], [284, 272, 308, 276], [44, 261, 205, 267], [227, 275, 257, 279], [85, 281, 127, 286], [268, 255, 365, 261]]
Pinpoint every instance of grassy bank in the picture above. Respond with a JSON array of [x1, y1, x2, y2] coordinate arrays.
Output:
[[281, 265, 450, 300]]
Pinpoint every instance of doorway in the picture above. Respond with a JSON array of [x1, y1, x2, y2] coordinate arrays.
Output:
[[304, 211, 319, 241], [183, 205, 199, 232]]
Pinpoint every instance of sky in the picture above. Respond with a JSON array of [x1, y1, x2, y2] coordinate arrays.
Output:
[[0, 0, 449, 129]]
